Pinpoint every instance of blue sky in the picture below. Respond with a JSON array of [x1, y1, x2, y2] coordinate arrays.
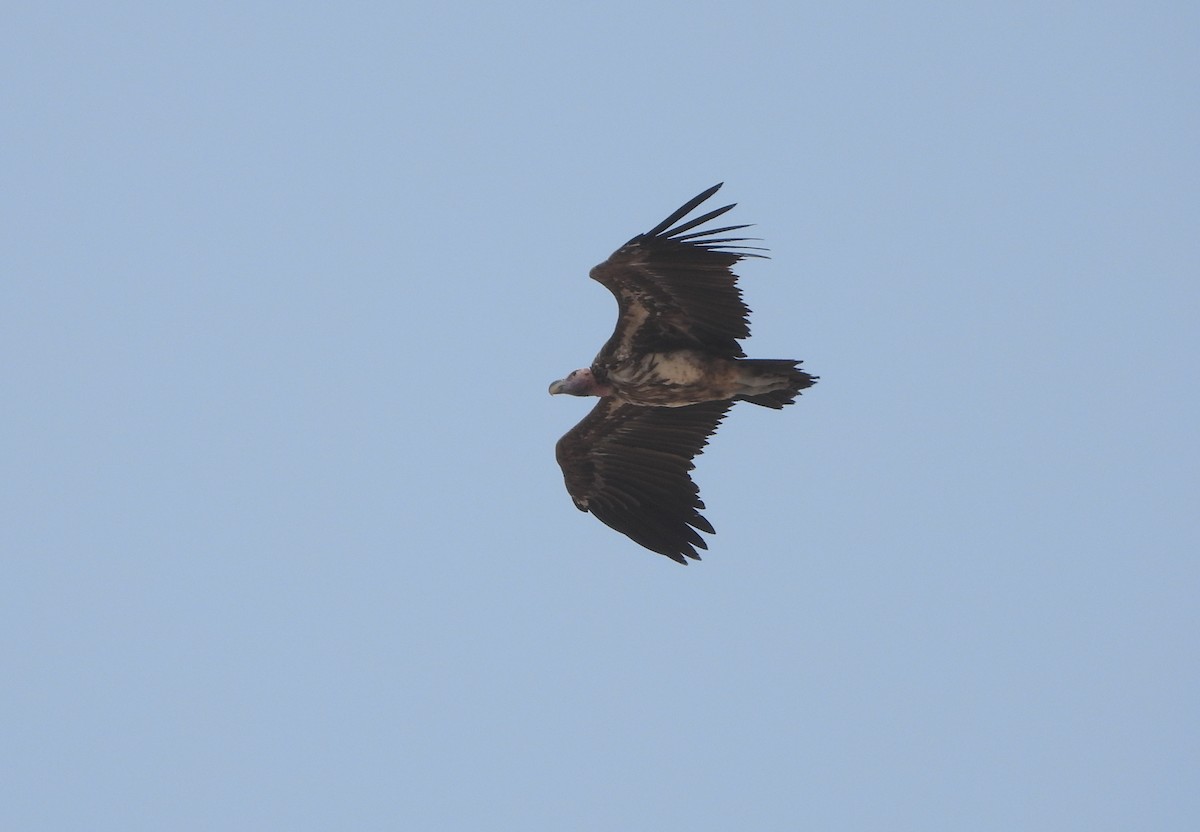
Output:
[[3, 2, 1197, 830]]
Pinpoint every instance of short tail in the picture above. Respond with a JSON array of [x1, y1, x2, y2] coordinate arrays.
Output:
[[733, 359, 817, 409]]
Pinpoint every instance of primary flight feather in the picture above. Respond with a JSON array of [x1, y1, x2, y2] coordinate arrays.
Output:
[[549, 184, 817, 563]]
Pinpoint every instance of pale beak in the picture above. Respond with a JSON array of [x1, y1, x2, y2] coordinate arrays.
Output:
[[548, 378, 568, 395]]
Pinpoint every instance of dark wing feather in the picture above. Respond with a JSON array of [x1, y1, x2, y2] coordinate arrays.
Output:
[[589, 183, 767, 363], [554, 398, 732, 564]]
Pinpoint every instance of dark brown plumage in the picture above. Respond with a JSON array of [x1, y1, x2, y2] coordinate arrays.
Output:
[[549, 184, 816, 563], [554, 398, 732, 561]]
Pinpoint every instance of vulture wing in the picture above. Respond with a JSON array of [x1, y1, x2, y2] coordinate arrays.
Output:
[[554, 397, 733, 563], [589, 183, 766, 363]]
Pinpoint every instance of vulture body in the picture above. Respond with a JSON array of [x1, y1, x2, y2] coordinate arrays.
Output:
[[549, 184, 816, 563]]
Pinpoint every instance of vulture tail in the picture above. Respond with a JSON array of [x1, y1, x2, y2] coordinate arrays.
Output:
[[733, 360, 818, 409]]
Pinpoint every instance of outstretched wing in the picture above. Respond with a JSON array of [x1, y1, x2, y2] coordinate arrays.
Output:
[[554, 397, 733, 563], [589, 183, 767, 364]]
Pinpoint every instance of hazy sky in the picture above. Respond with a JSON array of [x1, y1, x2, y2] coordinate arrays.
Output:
[[4, 2, 1197, 830]]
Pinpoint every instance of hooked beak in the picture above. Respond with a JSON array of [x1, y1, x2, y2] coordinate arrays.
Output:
[[548, 378, 568, 395]]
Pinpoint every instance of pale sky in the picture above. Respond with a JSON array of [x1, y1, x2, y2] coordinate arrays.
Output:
[[4, 2, 1197, 830]]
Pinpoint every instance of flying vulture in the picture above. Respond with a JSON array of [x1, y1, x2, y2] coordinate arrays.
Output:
[[549, 183, 817, 563]]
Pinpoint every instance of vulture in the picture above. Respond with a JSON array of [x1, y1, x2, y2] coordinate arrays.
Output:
[[549, 183, 817, 563]]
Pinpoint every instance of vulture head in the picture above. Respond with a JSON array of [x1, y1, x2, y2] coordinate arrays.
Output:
[[548, 368, 612, 398]]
